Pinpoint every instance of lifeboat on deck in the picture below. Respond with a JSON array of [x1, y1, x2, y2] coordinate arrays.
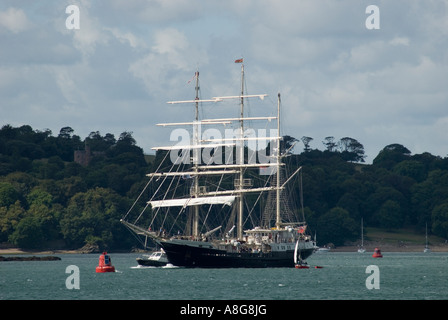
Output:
[[372, 247, 383, 258], [96, 252, 116, 273]]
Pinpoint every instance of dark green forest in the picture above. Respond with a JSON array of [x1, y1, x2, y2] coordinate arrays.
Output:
[[1, 124, 448, 250]]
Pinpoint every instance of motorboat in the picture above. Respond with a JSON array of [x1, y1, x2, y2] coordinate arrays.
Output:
[[136, 249, 169, 267]]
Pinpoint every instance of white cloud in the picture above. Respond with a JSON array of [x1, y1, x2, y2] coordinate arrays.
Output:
[[106, 28, 142, 49], [389, 37, 410, 46], [1, 1, 447, 162], [129, 28, 208, 98], [0, 7, 30, 33], [106, 0, 205, 24]]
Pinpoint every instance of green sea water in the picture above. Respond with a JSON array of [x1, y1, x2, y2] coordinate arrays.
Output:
[[1, 252, 447, 300]]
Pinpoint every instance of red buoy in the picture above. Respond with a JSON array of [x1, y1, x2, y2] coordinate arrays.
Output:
[[372, 247, 383, 258], [96, 252, 115, 273]]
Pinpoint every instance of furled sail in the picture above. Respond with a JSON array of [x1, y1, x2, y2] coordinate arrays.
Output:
[[148, 196, 236, 208]]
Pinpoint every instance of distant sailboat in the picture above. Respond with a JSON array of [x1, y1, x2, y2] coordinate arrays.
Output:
[[294, 239, 309, 268], [424, 223, 431, 253], [358, 218, 366, 253]]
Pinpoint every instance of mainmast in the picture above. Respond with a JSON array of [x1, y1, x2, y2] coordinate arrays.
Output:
[[217, 59, 269, 239], [237, 63, 245, 240], [193, 71, 200, 238]]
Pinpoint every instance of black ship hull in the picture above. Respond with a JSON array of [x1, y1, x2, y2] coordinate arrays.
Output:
[[159, 240, 315, 268]]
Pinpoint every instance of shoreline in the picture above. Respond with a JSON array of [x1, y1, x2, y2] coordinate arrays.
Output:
[[329, 243, 448, 253], [1, 243, 448, 255], [0, 248, 83, 255]]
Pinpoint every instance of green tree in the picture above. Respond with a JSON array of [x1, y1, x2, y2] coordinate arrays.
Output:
[[0, 202, 26, 242], [393, 160, 426, 182], [60, 187, 131, 249], [301, 136, 313, 152], [373, 144, 411, 169], [58, 126, 74, 139], [411, 170, 448, 225], [7, 187, 60, 248], [4, 172, 37, 196], [281, 135, 298, 154], [432, 203, 448, 239], [9, 216, 44, 249], [322, 136, 337, 152], [316, 207, 357, 246], [375, 200, 403, 229], [0, 182, 19, 208], [26, 188, 53, 207], [338, 137, 366, 163]]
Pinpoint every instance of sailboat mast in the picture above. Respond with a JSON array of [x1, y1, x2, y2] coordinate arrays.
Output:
[[237, 63, 245, 240], [275, 93, 281, 229], [193, 71, 200, 238], [361, 218, 364, 247]]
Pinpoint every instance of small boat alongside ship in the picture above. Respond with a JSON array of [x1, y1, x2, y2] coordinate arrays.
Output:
[[136, 249, 169, 267]]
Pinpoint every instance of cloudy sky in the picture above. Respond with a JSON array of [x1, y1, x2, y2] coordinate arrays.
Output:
[[1, 0, 447, 163]]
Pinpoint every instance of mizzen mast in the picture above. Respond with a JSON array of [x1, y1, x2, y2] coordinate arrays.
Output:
[[276, 93, 281, 229]]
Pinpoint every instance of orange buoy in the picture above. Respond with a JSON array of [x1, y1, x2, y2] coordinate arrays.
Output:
[[372, 247, 383, 258], [96, 252, 115, 273]]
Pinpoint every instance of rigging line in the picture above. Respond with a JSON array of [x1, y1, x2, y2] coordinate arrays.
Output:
[[199, 154, 232, 235], [147, 154, 185, 227], [126, 149, 170, 222], [122, 222, 147, 248], [164, 174, 192, 236], [299, 168, 305, 222], [131, 150, 171, 224], [243, 169, 271, 227], [163, 166, 193, 233], [149, 152, 184, 204], [138, 201, 152, 226], [283, 159, 302, 223], [157, 159, 198, 236], [162, 206, 177, 236], [167, 205, 185, 235], [123, 176, 152, 221], [159, 165, 186, 233], [244, 200, 257, 228]]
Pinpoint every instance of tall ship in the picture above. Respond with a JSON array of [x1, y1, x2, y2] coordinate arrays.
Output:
[[121, 60, 317, 267]]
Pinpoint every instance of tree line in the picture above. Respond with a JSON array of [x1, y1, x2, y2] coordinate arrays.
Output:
[[0, 125, 150, 250], [289, 142, 448, 246], [1, 124, 448, 250]]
